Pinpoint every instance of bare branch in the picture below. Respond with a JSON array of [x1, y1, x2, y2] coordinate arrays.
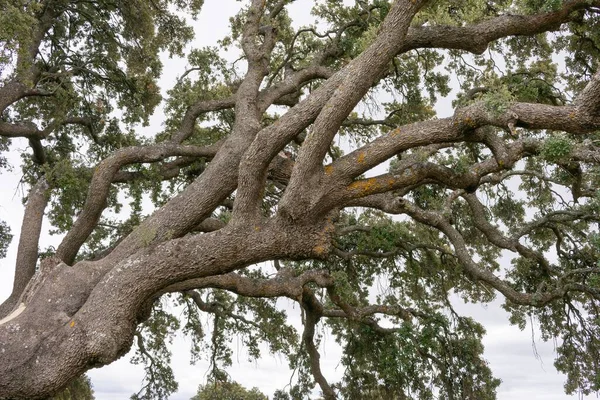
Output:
[[511, 210, 598, 240], [393, 199, 596, 307], [161, 269, 334, 299], [184, 290, 261, 330]]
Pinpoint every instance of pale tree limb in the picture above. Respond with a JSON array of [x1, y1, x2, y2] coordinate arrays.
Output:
[[0, 179, 50, 319], [329, 101, 600, 186], [193, 218, 227, 233], [170, 97, 237, 144], [258, 65, 334, 110], [230, 70, 347, 221], [103, 64, 362, 265], [320, 138, 536, 217], [170, 65, 334, 145]]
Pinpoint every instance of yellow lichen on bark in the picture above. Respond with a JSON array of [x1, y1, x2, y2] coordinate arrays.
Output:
[[313, 244, 327, 256], [348, 178, 381, 195], [463, 117, 477, 128]]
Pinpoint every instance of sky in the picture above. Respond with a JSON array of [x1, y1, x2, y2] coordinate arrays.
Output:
[[0, 0, 596, 399]]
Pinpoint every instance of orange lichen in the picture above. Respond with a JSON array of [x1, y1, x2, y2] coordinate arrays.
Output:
[[349, 178, 380, 195], [70, 320, 75, 328], [463, 117, 477, 128], [324, 165, 334, 175], [313, 245, 327, 256], [390, 128, 401, 136], [254, 225, 261, 231], [357, 152, 366, 163]]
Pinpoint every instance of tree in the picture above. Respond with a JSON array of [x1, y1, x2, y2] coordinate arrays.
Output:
[[0, 0, 600, 398], [191, 380, 267, 400], [51, 375, 95, 400]]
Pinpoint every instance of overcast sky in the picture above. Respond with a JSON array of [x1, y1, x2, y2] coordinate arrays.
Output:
[[0, 1, 596, 399]]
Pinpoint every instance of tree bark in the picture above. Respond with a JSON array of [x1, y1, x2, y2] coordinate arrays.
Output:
[[0, 219, 330, 399]]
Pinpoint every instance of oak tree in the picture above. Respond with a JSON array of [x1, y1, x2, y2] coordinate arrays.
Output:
[[1, 0, 600, 398], [191, 380, 267, 400]]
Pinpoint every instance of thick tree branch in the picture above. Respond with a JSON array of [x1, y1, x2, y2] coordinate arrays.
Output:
[[258, 65, 334, 110], [330, 101, 600, 187], [56, 143, 219, 264], [193, 218, 227, 233], [280, 0, 427, 216], [403, 0, 600, 55], [324, 162, 480, 209], [231, 70, 347, 221], [0, 220, 329, 398], [0, 179, 50, 319], [232, 0, 426, 222]]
